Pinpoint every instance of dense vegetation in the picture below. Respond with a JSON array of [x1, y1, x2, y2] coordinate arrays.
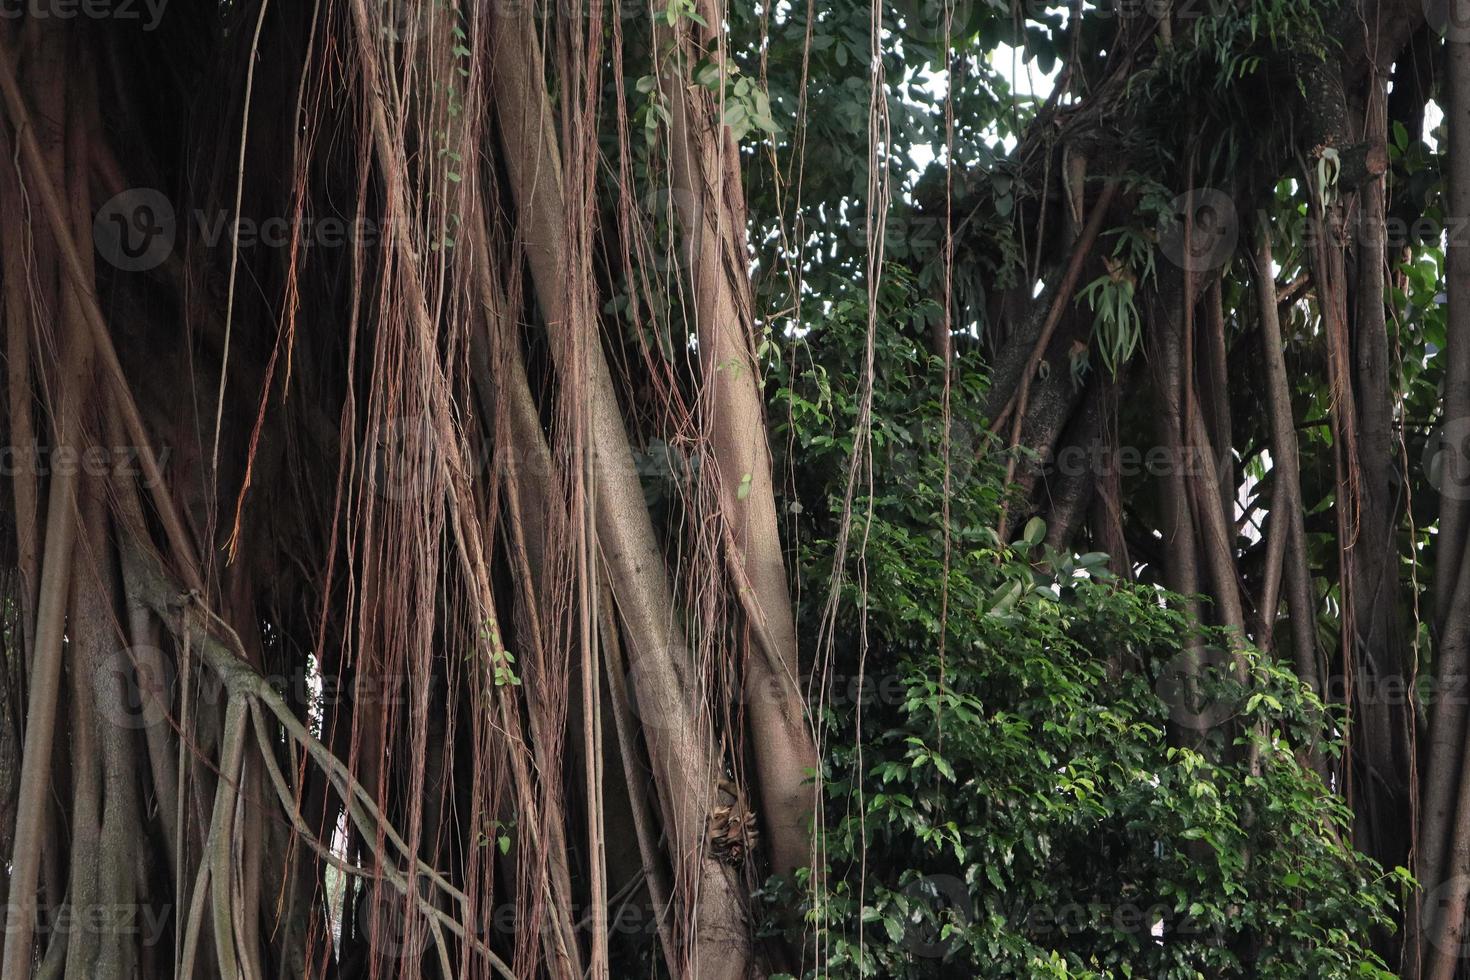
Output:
[[765, 280, 1401, 977]]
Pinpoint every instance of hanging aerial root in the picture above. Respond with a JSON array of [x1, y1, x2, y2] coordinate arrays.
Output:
[[120, 541, 518, 980]]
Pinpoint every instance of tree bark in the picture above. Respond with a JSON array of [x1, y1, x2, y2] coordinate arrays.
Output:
[[658, 5, 821, 882], [487, 6, 757, 973]]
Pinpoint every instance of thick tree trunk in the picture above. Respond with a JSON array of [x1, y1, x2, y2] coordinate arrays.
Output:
[[1252, 226, 1323, 761], [1418, 20, 1470, 976], [487, 6, 759, 973], [659, 6, 820, 882]]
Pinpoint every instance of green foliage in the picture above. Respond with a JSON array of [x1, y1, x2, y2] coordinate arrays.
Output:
[[764, 272, 1400, 978], [1077, 261, 1141, 379]]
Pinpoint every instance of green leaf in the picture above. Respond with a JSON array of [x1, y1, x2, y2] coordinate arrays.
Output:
[[1023, 517, 1046, 546]]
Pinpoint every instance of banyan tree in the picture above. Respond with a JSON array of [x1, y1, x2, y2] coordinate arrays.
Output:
[[3, 0, 1470, 977]]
